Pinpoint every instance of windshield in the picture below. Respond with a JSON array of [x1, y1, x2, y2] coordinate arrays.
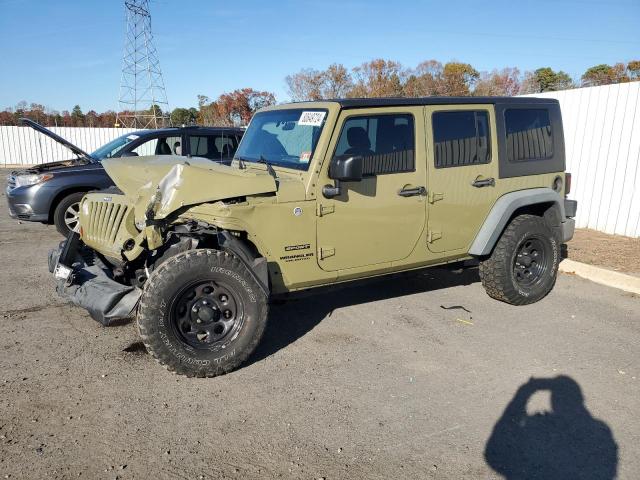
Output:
[[91, 133, 141, 159], [234, 108, 327, 170]]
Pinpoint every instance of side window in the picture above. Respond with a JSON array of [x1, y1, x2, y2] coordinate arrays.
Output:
[[432, 110, 490, 168], [132, 135, 181, 156], [214, 134, 238, 160], [190, 135, 213, 159], [504, 108, 553, 162], [334, 114, 415, 175]]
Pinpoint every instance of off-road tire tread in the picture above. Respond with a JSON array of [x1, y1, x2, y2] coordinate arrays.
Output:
[[479, 214, 558, 306], [137, 249, 268, 378]]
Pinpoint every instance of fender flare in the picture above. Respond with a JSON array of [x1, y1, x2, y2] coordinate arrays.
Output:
[[469, 187, 566, 256], [217, 230, 270, 296]]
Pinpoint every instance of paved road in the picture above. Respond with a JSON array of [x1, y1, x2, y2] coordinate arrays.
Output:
[[1, 174, 638, 479]]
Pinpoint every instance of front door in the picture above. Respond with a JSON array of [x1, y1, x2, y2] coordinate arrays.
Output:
[[425, 105, 500, 253], [316, 107, 427, 272]]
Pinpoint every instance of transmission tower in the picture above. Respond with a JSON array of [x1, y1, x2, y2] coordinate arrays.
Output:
[[115, 0, 170, 128]]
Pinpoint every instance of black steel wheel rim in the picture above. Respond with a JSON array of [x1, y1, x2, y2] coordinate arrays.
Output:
[[170, 280, 244, 350], [513, 236, 550, 287]]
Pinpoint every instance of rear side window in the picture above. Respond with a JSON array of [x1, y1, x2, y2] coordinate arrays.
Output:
[[190, 136, 211, 158], [214, 134, 238, 160], [189, 133, 238, 161], [504, 109, 553, 162], [334, 114, 415, 174], [432, 110, 490, 168], [131, 135, 181, 156]]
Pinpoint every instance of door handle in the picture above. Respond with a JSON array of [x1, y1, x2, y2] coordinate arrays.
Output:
[[398, 185, 426, 197], [471, 177, 495, 188]]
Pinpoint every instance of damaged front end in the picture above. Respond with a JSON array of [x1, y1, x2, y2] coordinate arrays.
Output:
[[48, 156, 277, 326], [48, 233, 141, 326]]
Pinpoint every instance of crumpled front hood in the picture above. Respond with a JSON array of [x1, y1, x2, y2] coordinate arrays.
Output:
[[102, 155, 277, 220]]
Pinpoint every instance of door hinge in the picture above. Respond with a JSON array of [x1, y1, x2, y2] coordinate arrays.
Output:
[[319, 247, 335, 260], [428, 191, 444, 204], [427, 229, 442, 243], [316, 204, 335, 217]]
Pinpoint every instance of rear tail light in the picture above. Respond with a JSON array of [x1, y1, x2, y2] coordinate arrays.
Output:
[[565, 172, 572, 195]]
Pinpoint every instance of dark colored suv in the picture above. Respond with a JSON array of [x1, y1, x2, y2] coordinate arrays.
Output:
[[6, 120, 243, 236]]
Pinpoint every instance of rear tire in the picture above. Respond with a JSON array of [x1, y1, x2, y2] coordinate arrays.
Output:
[[479, 214, 560, 305], [137, 249, 268, 377], [53, 192, 85, 237]]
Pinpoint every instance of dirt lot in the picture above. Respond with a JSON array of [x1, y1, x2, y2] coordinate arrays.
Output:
[[569, 228, 640, 276], [1, 179, 639, 479]]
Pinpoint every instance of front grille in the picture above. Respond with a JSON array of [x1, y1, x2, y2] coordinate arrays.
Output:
[[83, 199, 130, 245]]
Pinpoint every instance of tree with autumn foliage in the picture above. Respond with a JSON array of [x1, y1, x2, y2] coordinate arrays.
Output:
[[197, 88, 276, 126], [350, 59, 405, 98], [474, 68, 522, 96], [520, 67, 574, 93]]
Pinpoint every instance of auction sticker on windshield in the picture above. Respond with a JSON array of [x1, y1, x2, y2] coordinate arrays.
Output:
[[298, 111, 326, 127]]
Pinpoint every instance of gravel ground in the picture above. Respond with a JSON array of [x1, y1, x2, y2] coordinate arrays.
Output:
[[569, 228, 640, 277], [1, 178, 639, 479]]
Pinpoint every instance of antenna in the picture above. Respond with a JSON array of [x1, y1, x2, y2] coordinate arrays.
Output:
[[115, 0, 170, 128]]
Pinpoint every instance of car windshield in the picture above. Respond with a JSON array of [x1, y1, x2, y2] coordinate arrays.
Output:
[[91, 133, 142, 159], [234, 108, 327, 170]]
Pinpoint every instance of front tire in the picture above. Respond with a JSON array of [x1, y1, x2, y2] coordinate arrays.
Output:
[[479, 214, 560, 305], [137, 249, 268, 377], [53, 192, 85, 236]]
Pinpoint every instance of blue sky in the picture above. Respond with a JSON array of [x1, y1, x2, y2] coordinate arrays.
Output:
[[0, 0, 638, 112]]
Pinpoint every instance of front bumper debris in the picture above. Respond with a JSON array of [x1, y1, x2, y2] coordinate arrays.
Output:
[[48, 234, 141, 326]]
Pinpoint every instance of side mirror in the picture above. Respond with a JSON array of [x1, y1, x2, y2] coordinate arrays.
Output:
[[323, 155, 364, 198], [120, 151, 139, 157], [329, 155, 363, 182]]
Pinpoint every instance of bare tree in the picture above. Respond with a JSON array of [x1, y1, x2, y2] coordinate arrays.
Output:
[[285, 64, 353, 101]]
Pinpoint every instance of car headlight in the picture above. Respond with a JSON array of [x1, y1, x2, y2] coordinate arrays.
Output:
[[14, 173, 53, 187]]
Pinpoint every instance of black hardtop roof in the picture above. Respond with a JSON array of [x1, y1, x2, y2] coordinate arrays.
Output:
[[327, 96, 559, 109]]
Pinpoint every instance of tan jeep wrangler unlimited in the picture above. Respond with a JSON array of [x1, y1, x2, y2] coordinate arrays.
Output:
[[49, 97, 577, 377]]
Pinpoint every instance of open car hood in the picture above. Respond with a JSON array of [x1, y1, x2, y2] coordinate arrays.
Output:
[[102, 155, 277, 220], [21, 118, 94, 161]]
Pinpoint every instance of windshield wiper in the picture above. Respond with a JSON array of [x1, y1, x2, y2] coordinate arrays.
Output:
[[257, 155, 277, 180], [233, 155, 252, 170]]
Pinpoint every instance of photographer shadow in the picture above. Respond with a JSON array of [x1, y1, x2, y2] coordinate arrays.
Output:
[[247, 266, 480, 366], [485, 376, 618, 480]]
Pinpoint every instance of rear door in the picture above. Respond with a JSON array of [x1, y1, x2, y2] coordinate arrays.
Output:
[[425, 105, 500, 253]]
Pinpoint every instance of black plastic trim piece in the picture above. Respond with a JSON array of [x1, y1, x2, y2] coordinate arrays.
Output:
[[564, 199, 578, 218], [59, 231, 81, 267], [217, 231, 270, 295]]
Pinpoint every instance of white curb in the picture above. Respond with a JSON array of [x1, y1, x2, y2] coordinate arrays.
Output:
[[559, 259, 640, 295]]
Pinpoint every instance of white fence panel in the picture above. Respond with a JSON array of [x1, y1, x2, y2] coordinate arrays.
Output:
[[524, 82, 640, 237], [0, 126, 137, 166]]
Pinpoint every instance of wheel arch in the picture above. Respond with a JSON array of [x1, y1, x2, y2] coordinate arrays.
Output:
[[469, 187, 565, 257]]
